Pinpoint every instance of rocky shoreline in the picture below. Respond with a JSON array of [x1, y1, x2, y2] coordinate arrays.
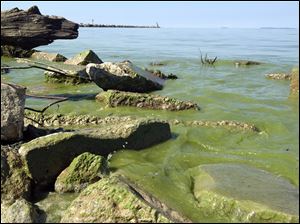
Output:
[[1, 5, 299, 223]]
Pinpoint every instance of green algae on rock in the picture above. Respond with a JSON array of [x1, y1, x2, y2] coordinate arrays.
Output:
[[189, 164, 299, 223], [19, 119, 171, 186], [96, 90, 200, 111], [1, 146, 32, 204], [60, 177, 171, 223], [55, 152, 107, 193], [234, 60, 262, 66], [64, 49, 103, 66]]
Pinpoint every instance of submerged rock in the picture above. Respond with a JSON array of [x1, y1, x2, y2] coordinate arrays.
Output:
[[64, 50, 103, 65], [1, 198, 43, 223], [1, 146, 32, 204], [234, 60, 262, 67], [96, 90, 200, 111], [144, 68, 178, 80], [86, 61, 164, 93], [60, 177, 170, 223], [1, 82, 26, 142], [31, 51, 67, 62], [290, 68, 299, 94], [55, 152, 107, 193], [190, 164, 299, 222], [19, 119, 171, 186], [44, 64, 91, 85], [266, 73, 291, 80]]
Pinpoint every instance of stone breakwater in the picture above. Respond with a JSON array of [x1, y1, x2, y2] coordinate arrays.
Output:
[[24, 112, 260, 133]]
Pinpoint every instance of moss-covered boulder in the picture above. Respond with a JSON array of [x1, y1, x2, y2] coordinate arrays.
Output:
[[1, 146, 32, 204], [189, 164, 299, 222], [290, 67, 299, 94], [55, 152, 107, 193], [60, 177, 170, 223], [86, 61, 164, 93], [19, 119, 171, 187], [1, 199, 43, 223], [31, 51, 67, 62], [96, 90, 200, 111], [64, 50, 103, 65]]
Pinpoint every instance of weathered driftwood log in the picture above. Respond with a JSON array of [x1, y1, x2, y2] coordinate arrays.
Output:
[[1, 6, 79, 50]]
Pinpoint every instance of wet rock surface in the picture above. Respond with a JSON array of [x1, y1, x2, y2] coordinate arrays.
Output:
[[55, 152, 107, 193], [189, 164, 299, 222], [19, 119, 171, 187], [86, 61, 164, 92], [60, 177, 171, 223], [96, 90, 199, 111], [1, 82, 26, 142], [1, 145, 32, 204]]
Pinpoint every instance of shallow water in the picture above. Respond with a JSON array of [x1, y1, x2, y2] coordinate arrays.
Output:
[[1, 28, 299, 222]]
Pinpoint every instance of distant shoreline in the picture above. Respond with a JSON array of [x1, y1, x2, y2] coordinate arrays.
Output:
[[79, 23, 160, 28]]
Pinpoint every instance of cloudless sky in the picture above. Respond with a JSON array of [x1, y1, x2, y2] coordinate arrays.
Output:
[[1, 1, 299, 28]]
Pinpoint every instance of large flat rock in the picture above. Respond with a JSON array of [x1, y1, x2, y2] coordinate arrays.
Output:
[[19, 119, 171, 186], [190, 164, 299, 222]]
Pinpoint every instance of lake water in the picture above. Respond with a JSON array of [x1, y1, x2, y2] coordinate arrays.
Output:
[[2, 28, 299, 222]]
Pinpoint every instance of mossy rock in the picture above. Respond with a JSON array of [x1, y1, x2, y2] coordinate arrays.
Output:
[[96, 90, 200, 111], [1, 146, 32, 204], [60, 176, 171, 223], [55, 152, 107, 193], [64, 50, 103, 65], [31, 51, 67, 62], [19, 120, 171, 187], [189, 164, 299, 222]]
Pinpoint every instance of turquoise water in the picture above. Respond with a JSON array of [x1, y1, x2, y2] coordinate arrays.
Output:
[[2, 28, 299, 222]]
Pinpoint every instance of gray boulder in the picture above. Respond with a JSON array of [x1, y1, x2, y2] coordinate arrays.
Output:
[[55, 152, 107, 193], [86, 61, 164, 93], [1, 199, 43, 223], [19, 119, 171, 186], [64, 50, 103, 65], [1, 83, 26, 142]]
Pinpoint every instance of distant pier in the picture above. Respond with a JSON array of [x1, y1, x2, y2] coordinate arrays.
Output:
[[79, 22, 160, 28]]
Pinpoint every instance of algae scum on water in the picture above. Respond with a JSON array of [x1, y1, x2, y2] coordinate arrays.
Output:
[[1, 27, 299, 222]]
